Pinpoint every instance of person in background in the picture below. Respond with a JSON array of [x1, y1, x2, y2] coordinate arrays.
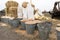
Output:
[[22, 2, 35, 20], [27, 3, 35, 20], [22, 2, 28, 20]]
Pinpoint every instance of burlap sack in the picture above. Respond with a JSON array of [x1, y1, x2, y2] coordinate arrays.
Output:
[[6, 1, 18, 7], [5, 1, 18, 18]]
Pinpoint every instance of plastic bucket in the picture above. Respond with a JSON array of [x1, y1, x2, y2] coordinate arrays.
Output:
[[37, 21, 52, 40]]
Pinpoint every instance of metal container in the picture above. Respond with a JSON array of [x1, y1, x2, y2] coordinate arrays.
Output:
[[25, 21, 36, 34], [1, 16, 10, 23], [33, 20, 42, 30], [56, 27, 60, 40], [16, 18, 23, 24], [37, 21, 52, 40], [20, 20, 29, 30], [1, 18, 9, 23], [20, 21, 26, 30], [8, 19, 19, 28], [56, 30, 60, 40], [26, 24, 36, 34]]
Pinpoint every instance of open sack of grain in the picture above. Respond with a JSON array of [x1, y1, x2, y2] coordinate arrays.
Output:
[[35, 14, 52, 21], [34, 10, 52, 21]]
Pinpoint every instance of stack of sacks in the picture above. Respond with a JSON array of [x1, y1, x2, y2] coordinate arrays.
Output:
[[5, 1, 18, 18]]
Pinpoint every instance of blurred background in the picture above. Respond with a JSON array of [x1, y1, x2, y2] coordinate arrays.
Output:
[[0, 0, 60, 12]]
